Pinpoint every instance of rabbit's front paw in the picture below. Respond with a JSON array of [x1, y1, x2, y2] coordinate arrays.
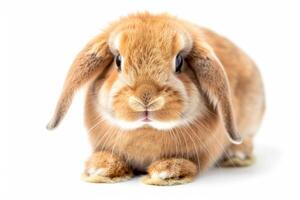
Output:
[[142, 158, 198, 186], [82, 151, 132, 183]]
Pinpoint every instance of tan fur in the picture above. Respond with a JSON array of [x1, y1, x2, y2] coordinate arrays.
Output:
[[142, 158, 197, 186], [81, 151, 132, 183], [48, 12, 265, 185]]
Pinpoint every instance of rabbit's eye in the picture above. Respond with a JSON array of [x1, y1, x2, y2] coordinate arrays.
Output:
[[175, 54, 183, 73], [116, 54, 122, 71]]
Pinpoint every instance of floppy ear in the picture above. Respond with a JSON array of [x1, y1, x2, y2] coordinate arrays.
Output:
[[186, 41, 242, 144], [47, 34, 114, 130]]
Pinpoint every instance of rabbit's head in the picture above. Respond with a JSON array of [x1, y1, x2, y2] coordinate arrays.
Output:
[[47, 13, 241, 144]]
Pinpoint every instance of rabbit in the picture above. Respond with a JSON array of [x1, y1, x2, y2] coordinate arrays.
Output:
[[47, 12, 265, 186]]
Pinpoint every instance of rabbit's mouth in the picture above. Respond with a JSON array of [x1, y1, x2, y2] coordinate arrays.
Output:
[[142, 117, 152, 122], [141, 110, 152, 122]]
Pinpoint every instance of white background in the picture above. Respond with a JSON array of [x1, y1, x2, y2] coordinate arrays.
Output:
[[2, 0, 300, 199]]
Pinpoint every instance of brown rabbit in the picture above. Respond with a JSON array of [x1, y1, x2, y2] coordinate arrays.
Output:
[[47, 13, 265, 185]]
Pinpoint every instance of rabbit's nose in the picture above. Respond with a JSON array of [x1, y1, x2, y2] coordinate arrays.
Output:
[[135, 84, 158, 104], [128, 96, 165, 112], [128, 83, 164, 111]]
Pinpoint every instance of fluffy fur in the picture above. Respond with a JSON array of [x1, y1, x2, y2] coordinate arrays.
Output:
[[47, 13, 265, 185]]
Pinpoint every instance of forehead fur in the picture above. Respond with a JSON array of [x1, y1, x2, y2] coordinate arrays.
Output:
[[108, 13, 192, 54]]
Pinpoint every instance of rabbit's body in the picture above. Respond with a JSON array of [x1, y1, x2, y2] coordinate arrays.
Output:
[[48, 13, 265, 185], [84, 27, 265, 172]]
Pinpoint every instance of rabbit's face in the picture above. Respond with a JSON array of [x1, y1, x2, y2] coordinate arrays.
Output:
[[98, 22, 205, 130]]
